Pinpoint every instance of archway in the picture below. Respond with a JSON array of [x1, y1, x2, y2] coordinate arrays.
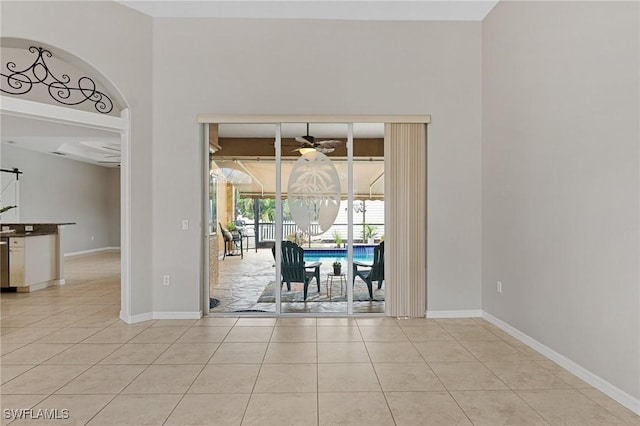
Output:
[[0, 38, 132, 320]]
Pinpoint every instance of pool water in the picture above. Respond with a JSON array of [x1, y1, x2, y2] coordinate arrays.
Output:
[[303, 246, 375, 264]]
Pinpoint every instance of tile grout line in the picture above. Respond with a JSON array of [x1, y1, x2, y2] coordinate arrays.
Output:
[[237, 323, 275, 425], [575, 388, 638, 424], [355, 318, 398, 425], [404, 320, 478, 426], [443, 320, 560, 424], [159, 321, 235, 425], [92, 324, 195, 424]]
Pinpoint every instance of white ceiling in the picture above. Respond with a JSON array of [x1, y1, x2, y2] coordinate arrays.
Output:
[[1, 115, 121, 168], [119, 1, 498, 21]]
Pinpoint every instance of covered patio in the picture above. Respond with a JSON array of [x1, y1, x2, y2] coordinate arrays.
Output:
[[208, 123, 387, 314], [209, 247, 385, 314]]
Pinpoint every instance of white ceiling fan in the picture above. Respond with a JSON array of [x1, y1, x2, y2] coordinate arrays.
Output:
[[294, 123, 343, 154]]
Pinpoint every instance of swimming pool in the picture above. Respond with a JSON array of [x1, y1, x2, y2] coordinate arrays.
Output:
[[303, 245, 376, 264]]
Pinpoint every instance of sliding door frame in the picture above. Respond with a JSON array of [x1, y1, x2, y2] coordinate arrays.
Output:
[[199, 115, 431, 317]]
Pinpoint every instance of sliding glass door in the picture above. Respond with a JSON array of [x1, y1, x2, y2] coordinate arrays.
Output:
[[278, 123, 350, 314], [207, 121, 385, 315]]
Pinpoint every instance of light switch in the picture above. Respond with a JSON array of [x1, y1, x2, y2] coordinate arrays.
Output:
[[182, 220, 189, 230]]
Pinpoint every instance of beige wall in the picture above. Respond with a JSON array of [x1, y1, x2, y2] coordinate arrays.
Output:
[[482, 1, 639, 399], [107, 168, 120, 248], [1, 144, 117, 253], [151, 18, 483, 313]]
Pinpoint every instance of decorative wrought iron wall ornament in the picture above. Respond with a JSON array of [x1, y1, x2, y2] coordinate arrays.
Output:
[[1, 46, 114, 114]]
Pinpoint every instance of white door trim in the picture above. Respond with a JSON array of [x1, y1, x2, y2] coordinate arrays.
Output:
[[197, 114, 430, 125], [1, 96, 127, 131]]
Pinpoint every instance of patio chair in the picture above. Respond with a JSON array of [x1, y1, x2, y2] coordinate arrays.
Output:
[[219, 222, 243, 260], [272, 241, 321, 300], [353, 241, 384, 300], [235, 220, 257, 253]]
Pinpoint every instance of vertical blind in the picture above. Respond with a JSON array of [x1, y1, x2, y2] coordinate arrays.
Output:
[[384, 123, 427, 317]]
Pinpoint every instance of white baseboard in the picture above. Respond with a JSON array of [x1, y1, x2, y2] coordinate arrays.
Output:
[[120, 311, 154, 324], [152, 311, 203, 320], [65, 247, 120, 257], [119, 311, 202, 324], [482, 311, 640, 416], [426, 309, 482, 318], [15, 279, 63, 292]]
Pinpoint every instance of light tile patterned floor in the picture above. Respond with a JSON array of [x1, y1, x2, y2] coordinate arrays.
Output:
[[1, 251, 638, 425]]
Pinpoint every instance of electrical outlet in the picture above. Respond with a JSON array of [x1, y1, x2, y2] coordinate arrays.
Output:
[[497, 281, 503, 293], [25, 225, 33, 231], [91, 235, 95, 241], [181, 220, 189, 230], [163, 275, 170, 286]]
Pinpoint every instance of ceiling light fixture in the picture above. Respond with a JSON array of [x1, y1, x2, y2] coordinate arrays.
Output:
[[298, 147, 317, 155]]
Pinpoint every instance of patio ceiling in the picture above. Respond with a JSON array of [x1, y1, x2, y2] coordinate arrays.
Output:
[[212, 158, 384, 200]]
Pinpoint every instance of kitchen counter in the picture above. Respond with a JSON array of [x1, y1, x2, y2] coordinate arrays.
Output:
[[1, 223, 75, 237], [0, 223, 74, 292]]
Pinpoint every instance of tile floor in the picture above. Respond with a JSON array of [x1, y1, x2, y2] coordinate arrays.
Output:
[[1, 251, 639, 425]]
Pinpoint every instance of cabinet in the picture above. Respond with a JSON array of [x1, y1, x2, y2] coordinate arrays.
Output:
[[8, 235, 57, 288]]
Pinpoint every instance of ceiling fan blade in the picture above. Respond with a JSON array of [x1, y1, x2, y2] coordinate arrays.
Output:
[[104, 154, 121, 158], [101, 146, 121, 152], [98, 161, 120, 164], [295, 136, 315, 145], [316, 147, 335, 154], [317, 139, 343, 148]]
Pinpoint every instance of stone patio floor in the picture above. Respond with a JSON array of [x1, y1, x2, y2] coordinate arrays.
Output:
[[210, 248, 384, 314]]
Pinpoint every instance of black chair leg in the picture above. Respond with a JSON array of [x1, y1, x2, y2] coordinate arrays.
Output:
[[367, 280, 373, 300]]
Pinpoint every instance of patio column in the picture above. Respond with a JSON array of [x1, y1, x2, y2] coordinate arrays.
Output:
[[384, 123, 427, 317]]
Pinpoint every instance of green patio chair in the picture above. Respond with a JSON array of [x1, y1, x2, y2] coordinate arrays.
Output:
[[272, 241, 321, 301], [353, 241, 384, 300]]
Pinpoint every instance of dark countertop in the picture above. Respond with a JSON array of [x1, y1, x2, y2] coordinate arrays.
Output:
[[1, 223, 76, 226], [5, 232, 56, 237], [0, 223, 75, 237]]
